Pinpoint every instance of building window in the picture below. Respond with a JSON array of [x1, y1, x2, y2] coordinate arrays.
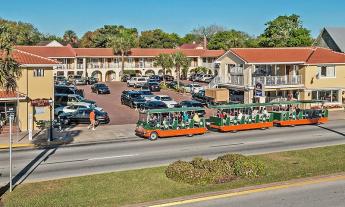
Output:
[[114, 58, 119, 64], [127, 57, 133, 63], [318, 65, 335, 78], [33, 69, 44, 77], [311, 90, 339, 102], [202, 58, 207, 63]]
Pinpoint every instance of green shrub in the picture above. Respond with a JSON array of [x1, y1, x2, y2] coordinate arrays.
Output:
[[165, 154, 266, 185], [160, 82, 168, 90], [233, 157, 266, 178]]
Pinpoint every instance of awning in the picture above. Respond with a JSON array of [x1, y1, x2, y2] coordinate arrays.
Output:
[[0, 91, 27, 101]]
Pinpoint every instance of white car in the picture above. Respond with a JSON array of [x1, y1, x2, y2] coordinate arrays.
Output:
[[127, 77, 148, 88], [153, 95, 178, 108], [54, 102, 102, 116], [184, 83, 204, 94], [200, 74, 214, 82]]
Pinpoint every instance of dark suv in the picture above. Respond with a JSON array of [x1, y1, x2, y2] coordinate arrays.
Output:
[[121, 91, 146, 108]]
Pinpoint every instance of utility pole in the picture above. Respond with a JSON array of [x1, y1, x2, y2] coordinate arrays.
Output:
[[9, 115, 13, 192]]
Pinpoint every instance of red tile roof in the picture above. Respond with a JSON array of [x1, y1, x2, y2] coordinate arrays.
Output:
[[74, 48, 114, 57], [228, 47, 345, 64], [0, 91, 26, 100], [15, 45, 76, 58], [306, 47, 345, 64], [130, 48, 224, 57], [1, 49, 59, 65], [179, 43, 203, 49]]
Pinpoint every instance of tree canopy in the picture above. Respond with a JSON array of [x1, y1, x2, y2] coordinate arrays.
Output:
[[208, 30, 257, 50], [139, 29, 181, 48], [258, 14, 313, 47], [63, 30, 78, 47]]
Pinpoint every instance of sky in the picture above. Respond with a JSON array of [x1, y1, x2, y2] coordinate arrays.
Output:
[[1, 0, 345, 38]]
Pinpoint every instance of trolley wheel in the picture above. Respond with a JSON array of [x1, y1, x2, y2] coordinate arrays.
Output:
[[187, 134, 193, 137], [231, 130, 238, 133], [149, 132, 158, 141]]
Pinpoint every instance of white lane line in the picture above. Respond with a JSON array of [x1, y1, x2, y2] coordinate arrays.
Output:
[[88, 154, 139, 161]]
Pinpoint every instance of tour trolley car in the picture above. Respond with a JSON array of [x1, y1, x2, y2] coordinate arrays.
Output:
[[135, 107, 207, 140]]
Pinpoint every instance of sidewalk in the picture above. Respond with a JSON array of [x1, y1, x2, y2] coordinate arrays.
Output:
[[0, 124, 137, 149], [0, 110, 344, 150]]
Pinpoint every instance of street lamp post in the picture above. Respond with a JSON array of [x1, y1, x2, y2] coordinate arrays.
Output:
[[9, 114, 13, 192], [49, 99, 53, 142]]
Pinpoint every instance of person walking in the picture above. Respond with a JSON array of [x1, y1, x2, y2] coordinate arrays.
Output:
[[88, 109, 96, 130]]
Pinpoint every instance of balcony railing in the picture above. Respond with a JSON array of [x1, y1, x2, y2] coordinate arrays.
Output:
[[229, 67, 244, 75], [55, 64, 74, 70], [229, 75, 244, 85], [252, 75, 302, 86], [87, 63, 105, 69], [76, 64, 84, 69]]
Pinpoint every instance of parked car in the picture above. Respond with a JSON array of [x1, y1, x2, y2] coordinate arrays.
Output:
[[194, 73, 205, 81], [167, 81, 185, 89], [127, 77, 148, 88], [75, 77, 87, 85], [200, 74, 214, 82], [163, 75, 174, 82], [153, 95, 178, 108], [144, 82, 161, 92], [148, 75, 161, 82], [183, 83, 204, 94], [121, 74, 135, 82], [86, 77, 98, 85], [121, 91, 146, 108], [59, 108, 109, 125], [189, 73, 197, 81], [137, 90, 155, 101], [55, 94, 95, 106], [91, 83, 110, 94], [55, 85, 84, 97], [141, 101, 167, 110], [54, 102, 102, 116], [179, 100, 204, 108], [54, 76, 67, 85]]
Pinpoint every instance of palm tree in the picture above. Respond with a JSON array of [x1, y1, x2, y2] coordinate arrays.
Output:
[[63, 30, 78, 46], [153, 53, 173, 84], [0, 25, 21, 91], [171, 52, 190, 89], [108, 29, 137, 77], [191, 66, 208, 74]]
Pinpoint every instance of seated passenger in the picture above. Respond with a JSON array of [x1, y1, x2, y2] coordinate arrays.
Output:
[[193, 113, 201, 123]]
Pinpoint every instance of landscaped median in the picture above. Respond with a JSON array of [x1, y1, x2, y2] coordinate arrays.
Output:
[[2, 145, 345, 207]]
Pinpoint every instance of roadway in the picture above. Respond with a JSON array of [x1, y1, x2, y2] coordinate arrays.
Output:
[[173, 177, 345, 207], [0, 119, 345, 185]]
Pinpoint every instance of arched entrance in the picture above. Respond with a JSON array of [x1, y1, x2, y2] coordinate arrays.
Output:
[[91, 70, 102, 82], [145, 70, 155, 76], [105, 70, 116, 82]]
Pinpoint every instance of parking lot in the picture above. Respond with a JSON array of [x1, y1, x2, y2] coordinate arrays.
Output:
[[78, 81, 197, 125]]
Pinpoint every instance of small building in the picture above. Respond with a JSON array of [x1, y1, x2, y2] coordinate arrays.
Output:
[[213, 47, 345, 105], [0, 49, 58, 132], [314, 27, 345, 53]]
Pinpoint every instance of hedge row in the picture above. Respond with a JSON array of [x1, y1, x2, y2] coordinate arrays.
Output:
[[165, 154, 266, 185]]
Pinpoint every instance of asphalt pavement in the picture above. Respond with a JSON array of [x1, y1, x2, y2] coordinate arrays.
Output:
[[0, 119, 345, 186], [173, 177, 345, 207]]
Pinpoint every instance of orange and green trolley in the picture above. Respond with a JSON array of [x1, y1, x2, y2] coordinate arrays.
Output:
[[135, 107, 207, 140], [208, 103, 274, 132], [269, 100, 328, 126]]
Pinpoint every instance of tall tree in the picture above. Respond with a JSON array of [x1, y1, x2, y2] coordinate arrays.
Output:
[[258, 14, 313, 47], [80, 25, 137, 48], [153, 53, 173, 83], [0, 25, 21, 91], [108, 29, 138, 77], [0, 18, 42, 45], [139, 29, 181, 48], [63, 30, 78, 47], [208, 30, 256, 50], [180, 33, 202, 44], [192, 25, 225, 49], [171, 52, 190, 89]]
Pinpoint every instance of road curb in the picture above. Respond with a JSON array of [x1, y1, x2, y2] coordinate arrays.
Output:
[[128, 173, 345, 207], [0, 143, 35, 150]]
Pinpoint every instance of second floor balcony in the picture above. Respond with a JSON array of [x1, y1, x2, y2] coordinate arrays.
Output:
[[55, 64, 74, 70], [252, 75, 302, 86]]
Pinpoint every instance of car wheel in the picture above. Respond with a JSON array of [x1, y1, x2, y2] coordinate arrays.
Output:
[[63, 119, 70, 125], [149, 132, 158, 141]]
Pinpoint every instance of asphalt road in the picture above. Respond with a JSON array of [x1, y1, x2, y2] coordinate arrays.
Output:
[[175, 178, 345, 207], [0, 119, 345, 186]]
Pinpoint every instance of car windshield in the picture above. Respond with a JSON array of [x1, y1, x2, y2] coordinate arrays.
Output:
[[160, 96, 172, 101], [138, 78, 146, 81], [192, 84, 201, 87], [97, 84, 107, 88], [130, 93, 142, 98], [140, 90, 152, 95]]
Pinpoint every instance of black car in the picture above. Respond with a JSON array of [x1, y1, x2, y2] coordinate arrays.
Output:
[[167, 81, 185, 89], [86, 77, 98, 85], [121, 91, 146, 108], [59, 108, 109, 125], [163, 75, 174, 82], [179, 100, 204, 108], [149, 75, 161, 82], [144, 82, 161, 92], [91, 83, 110, 94], [141, 101, 167, 110]]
